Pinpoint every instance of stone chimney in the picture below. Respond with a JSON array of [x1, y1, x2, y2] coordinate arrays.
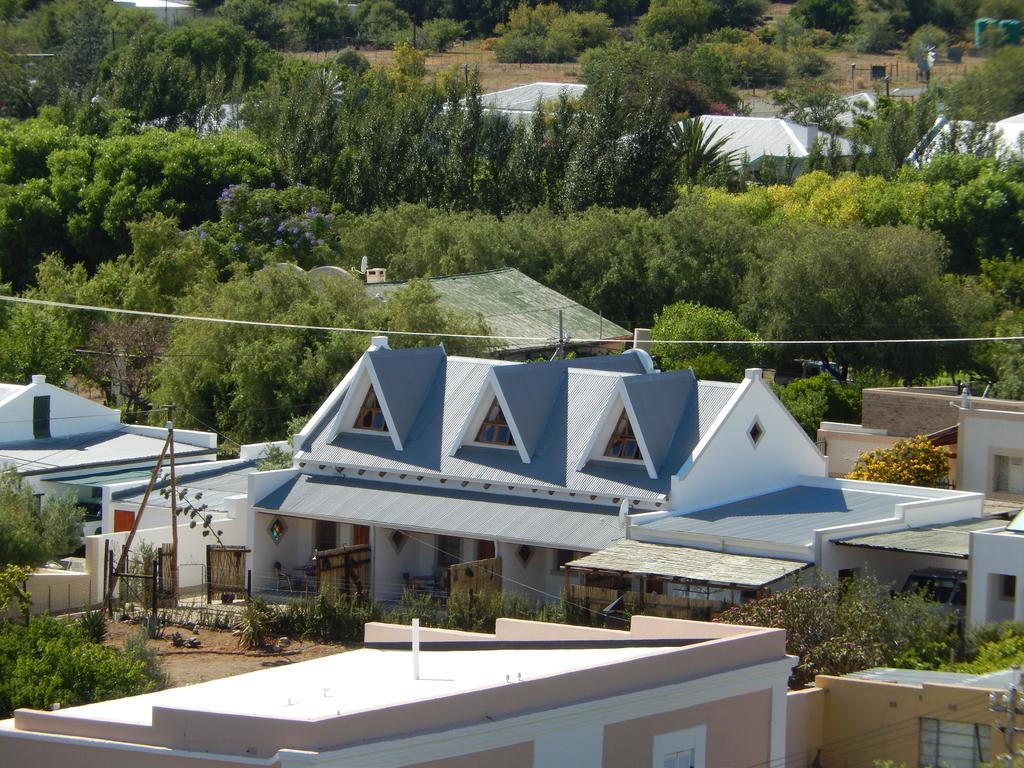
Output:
[[365, 267, 387, 284]]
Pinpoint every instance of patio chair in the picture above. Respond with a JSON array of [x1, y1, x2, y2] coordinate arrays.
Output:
[[273, 562, 293, 592]]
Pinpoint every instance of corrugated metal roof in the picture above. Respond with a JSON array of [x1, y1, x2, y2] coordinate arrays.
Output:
[[565, 539, 807, 588], [641, 485, 929, 547], [0, 430, 215, 475], [254, 474, 625, 551], [845, 667, 1017, 690], [480, 82, 586, 112], [111, 460, 258, 512], [696, 116, 853, 166], [301, 350, 738, 501], [367, 268, 629, 352], [837, 517, 1006, 558]]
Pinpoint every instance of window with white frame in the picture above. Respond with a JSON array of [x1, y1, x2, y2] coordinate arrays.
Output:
[[919, 718, 989, 768], [652, 724, 705, 768], [994, 454, 1024, 495]]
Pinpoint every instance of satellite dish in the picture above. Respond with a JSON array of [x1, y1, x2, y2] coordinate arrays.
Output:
[[359, 256, 368, 273]]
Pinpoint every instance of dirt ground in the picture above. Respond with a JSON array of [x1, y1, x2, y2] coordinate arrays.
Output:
[[104, 618, 348, 687], [299, 40, 581, 92]]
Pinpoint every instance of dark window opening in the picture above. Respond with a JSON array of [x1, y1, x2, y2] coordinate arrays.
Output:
[[475, 399, 515, 446], [33, 395, 50, 439], [437, 535, 461, 568], [354, 387, 387, 431], [604, 410, 642, 460]]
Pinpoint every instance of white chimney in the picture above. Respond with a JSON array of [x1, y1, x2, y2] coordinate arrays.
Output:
[[30, 374, 45, 385], [371, 335, 390, 349], [633, 328, 652, 352], [365, 267, 387, 284], [745, 368, 763, 381], [961, 389, 971, 410]]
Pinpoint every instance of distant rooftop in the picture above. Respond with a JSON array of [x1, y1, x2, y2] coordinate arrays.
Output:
[[367, 267, 629, 353], [479, 82, 586, 113], [696, 116, 854, 166], [836, 517, 1008, 558], [845, 667, 1019, 691], [0, 430, 215, 475]]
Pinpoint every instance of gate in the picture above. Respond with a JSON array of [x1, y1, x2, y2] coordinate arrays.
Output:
[[207, 545, 250, 603], [315, 544, 371, 598]]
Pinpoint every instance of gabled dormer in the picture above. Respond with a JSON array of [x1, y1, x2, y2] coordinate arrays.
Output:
[[332, 345, 445, 451], [577, 370, 699, 481], [452, 369, 532, 463]]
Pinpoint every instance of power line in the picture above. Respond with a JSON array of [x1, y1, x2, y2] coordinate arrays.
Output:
[[0, 295, 551, 343], [7, 294, 1024, 346]]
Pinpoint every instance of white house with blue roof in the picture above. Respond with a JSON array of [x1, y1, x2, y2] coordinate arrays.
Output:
[[0, 374, 218, 525], [244, 338, 985, 611]]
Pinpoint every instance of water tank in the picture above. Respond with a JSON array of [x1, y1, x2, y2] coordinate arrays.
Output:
[[1000, 18, 1022, 46], [975, 17, 997, 47]]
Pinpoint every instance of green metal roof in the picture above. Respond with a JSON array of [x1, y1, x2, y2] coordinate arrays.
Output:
[[54, 469, 156, 487], [367, 268, 629, 352], [836, 517, 1008, 558]]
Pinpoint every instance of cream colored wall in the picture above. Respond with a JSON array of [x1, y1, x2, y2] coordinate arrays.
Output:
[[814, 676, 1000, 768], [786, 688, 825, 768], [818, 429, 900, 477], [959, 408, 1024, 495], [602, 689, 772, 768], [0, 735, 272, 768], [6, 570, 97, 619]]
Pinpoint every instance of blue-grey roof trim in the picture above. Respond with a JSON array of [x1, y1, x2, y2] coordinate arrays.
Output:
[[111, 460, 258, 511], [367, 346, 445, 446], [254, 474, 625, 551], [301, 349, 728, 501], [642, 485, 928, 547], [622, 370, 698, 475]]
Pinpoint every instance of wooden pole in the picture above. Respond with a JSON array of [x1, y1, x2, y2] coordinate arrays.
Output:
[[103, 431, 172, 612], [167, 404, 179, 602]]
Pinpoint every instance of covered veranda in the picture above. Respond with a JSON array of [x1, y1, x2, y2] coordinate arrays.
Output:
[[564, 539, 809, 620]]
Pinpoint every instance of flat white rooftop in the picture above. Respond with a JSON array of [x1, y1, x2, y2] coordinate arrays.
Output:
[[45, 646, 677, 725]]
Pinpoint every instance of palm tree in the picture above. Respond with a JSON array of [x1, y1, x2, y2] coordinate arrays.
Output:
[[671, 118, 738, 184]]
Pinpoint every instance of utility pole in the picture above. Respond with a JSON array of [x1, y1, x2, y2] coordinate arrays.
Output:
[[550, 309, 570, 361], [991, 666, 1024, 764], [166, 404, 179, 602]]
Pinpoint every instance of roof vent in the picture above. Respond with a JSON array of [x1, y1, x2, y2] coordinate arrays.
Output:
[[30, 374, 46, 385]]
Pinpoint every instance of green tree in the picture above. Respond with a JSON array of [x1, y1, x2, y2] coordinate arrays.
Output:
[[744, 224, 978, 383], [0, 469, 85, 567], [0, 304, 78, 386], [651, 301, 759, 380], [792, 0, 858, 33], [776, 374, 862, 437], [638, 0, 711, 48], [0, 615, 163, 717], [847, 434, 950, 486], [671, 118, 737, 185], [717, 573, 955, 688]]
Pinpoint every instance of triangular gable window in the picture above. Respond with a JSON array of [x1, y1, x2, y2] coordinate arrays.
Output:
[[354, 386, 388, 432], [475, 399, 515, 446], [604, 409, 643, 460]]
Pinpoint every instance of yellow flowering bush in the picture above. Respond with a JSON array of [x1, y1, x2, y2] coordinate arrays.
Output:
[[847, 435, 950, 487]]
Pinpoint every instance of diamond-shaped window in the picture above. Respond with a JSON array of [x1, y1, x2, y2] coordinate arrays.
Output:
[[748, 418, 764, 448]]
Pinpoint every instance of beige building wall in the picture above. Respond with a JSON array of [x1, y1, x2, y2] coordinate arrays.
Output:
[[602, 690, 771, 768], [958, 407, 1024, 497], [408, 742, 534, 768], [785, 688, 825, 768], [813, 676, 1000, 768]]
